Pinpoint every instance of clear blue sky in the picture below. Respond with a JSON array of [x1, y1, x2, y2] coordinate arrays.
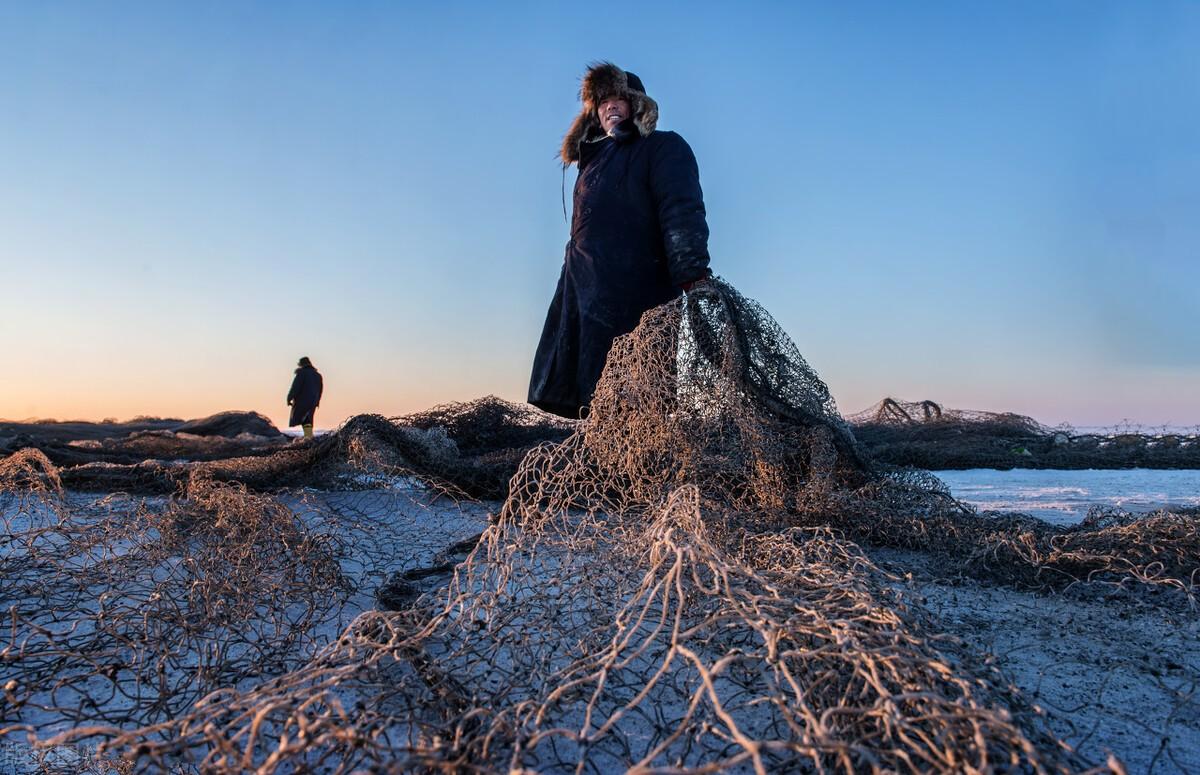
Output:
[[1, 1, 1196, 428]]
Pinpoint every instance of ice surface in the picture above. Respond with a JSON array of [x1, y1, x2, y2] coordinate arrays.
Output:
[[934, 468, 1200, 524]]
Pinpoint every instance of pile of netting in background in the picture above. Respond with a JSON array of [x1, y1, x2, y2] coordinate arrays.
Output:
[[0, 412, 286, 470], [10, 278, 1190, 772], [53, 398, 574, 500], [191, 397, 575, 501], [850, 397, 1200, 470]]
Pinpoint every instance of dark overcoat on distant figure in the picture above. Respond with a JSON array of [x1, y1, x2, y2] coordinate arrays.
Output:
[[528, 63, 711, 419], [287, 363, 323, 427]]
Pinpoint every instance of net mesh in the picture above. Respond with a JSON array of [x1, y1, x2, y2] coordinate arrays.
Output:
[[3, 278, 1193, 772]]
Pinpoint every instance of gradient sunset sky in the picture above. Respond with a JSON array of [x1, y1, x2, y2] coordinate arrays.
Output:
[[2, 1, 1197, 429]]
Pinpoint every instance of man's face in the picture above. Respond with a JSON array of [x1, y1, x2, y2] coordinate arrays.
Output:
[[597, 97, 631, 135]]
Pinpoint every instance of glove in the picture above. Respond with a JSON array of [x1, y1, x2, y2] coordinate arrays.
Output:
[[680, 273, 712, 292]]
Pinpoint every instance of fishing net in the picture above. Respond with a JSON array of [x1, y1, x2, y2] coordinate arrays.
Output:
[[3, 277, 1193, 772], [850, 398, 1200, 470], [0, 449, 491, 774], [191, 398, 574, 500], [50, 398, 573, 500]]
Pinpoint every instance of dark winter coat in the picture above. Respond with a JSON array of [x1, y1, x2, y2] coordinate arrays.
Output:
[[287, 365, 323, 427], [529, 67, 710, 418]]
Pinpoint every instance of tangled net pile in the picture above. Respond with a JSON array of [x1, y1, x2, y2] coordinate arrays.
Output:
[[3, 278, 1194, 772], [49, 398, 573, 500], [0, 449, 491, 774], [850, 398, 1200, 470]]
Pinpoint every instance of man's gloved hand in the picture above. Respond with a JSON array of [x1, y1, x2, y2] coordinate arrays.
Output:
[[680, 271, 713, 292]]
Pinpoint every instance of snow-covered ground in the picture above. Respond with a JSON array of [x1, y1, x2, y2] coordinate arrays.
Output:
[[3, 482, 1197, 773], [934, 468, 1200, 524], [279, 427, 333, 438], [0, 486, 495, 774], [870, 547, 1200, 775]]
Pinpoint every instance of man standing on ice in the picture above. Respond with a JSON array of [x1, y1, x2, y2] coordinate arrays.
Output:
[[287, 356, 323, 440], [528, 62, 712, 419]]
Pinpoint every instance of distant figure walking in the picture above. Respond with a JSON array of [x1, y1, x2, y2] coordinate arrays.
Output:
[[287, 357, 323, 439]]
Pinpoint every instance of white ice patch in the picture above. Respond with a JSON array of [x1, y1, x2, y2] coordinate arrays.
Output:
[[934, 468, 1200, 525]]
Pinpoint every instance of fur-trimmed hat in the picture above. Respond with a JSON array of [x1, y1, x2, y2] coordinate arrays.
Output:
[[561, 62, 659, 164]]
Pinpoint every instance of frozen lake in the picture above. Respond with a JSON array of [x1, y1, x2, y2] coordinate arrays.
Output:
[[934, 468, 1200, 525]]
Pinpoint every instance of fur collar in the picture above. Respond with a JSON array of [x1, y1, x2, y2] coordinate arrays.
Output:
[[561, 62, 658, 165]]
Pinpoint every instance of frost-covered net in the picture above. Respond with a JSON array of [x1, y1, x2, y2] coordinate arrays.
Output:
[[3, 278, 1194, 772]]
